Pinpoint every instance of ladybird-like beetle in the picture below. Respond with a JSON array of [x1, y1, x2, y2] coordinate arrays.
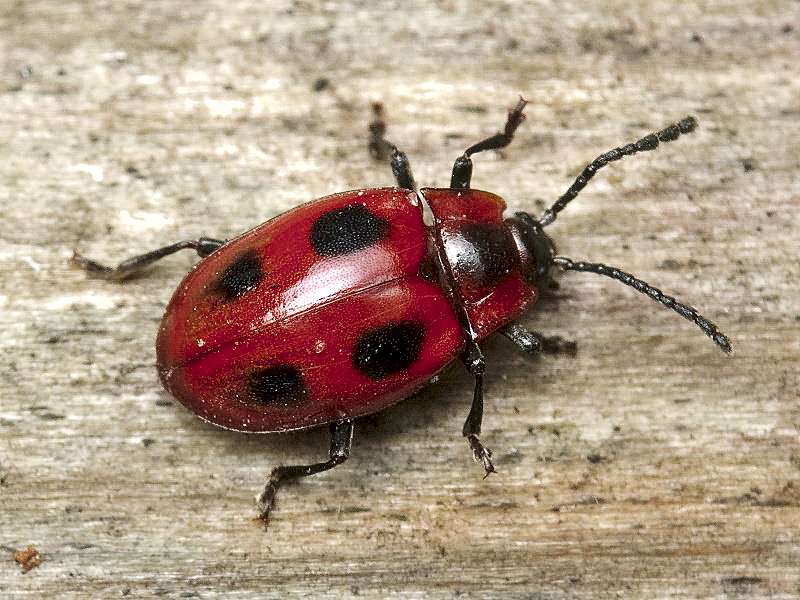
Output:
[[74, 99, 731, 526]]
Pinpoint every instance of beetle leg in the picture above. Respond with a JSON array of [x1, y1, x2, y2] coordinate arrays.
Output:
[[368, 102, 417, 190], [500, 324, 578, 357], [389, 148, 416, 191], [71, 237, 224, 281], [450, 98, 528, 189], [461, 342, 495, 478], [257, 418, 353, 527]]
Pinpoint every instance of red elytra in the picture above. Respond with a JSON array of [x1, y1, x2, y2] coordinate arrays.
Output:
[[74, 99, 731, 526], [156, 187, 537, 433]]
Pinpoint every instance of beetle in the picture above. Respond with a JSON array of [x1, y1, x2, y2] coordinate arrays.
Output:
[[73, 99, 731, 525]]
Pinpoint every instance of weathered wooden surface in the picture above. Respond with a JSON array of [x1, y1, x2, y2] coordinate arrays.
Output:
[[2, 1, 798, 598]]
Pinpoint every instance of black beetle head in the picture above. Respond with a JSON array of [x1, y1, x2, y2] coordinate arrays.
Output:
[[505, 211, 556, 285]]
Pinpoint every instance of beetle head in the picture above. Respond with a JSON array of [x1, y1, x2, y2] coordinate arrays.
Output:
[[505, 211, 556, 286]]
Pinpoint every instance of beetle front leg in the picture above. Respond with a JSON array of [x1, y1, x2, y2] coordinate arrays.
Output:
[[71, 237, 224, 281], [500, 324, 578, 357], [461, 342, 495, 478], [450, 98, 528, 189], [257, 418, 354, 528]]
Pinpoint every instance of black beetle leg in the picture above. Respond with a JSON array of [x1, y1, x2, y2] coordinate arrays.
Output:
[[257, 418, 354, 528], [450, 97, 528, 189], [461, 342, 495, 478], [389, 148, 416, 191], [500, 324, 578, 357], [71, 237, 224, 281]]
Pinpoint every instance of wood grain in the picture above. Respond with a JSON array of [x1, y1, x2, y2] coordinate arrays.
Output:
[[2, 1, 798, 598]]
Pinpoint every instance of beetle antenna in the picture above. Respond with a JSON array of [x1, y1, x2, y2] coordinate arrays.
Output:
[[553, 256, 731, 353], [539, 116, 698, 227]]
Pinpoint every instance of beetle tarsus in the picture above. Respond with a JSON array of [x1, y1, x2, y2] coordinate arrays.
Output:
[[71, 238, 223, 281], [70, 252, 119, 280], [467, 434, 496, 478], [256, 478, 279, 528]]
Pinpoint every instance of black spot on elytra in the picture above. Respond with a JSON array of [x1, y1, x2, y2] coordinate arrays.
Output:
[[352, 322, 426, 379], [248, 366, 306, 406], [310, 204, 390, 256], [456, 223, 517, 287], [214, 249, 263, 299]]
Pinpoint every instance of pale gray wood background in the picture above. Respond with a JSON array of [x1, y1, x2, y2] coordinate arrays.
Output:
[[2, 1, 798, 598]]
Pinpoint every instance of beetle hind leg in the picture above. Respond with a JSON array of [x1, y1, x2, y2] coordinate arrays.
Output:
[[461, 342, 495, 478], [257, 418, 353, 528], [71, 237, 223, 281]]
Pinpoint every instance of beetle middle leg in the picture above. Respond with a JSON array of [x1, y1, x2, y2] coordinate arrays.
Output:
[[257, 418, 353, 527], [461, 341, 495, 477], [71, 237, 223, 281]]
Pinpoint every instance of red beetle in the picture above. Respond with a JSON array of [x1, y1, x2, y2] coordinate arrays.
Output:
[[74, 99, 730, 525]]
